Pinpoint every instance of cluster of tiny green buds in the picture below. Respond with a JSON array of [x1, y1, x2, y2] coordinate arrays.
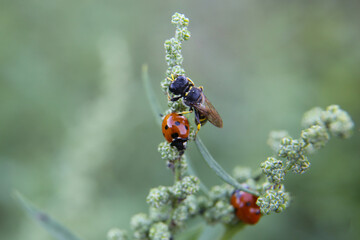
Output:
[[204, 199, 235, 224], [161, 13, 190, 91], [301, 125, 329, 152], [158, 142, 180, 162], [256, 186, 290, 215], [147, 186, 171, 208], [200, 184, 236, 225], [172, 195, 199, 227], [172, 12, 190, 40], [321, 105, 354, 138], [130, 213, 152, 239], [149, 222, 171, 240], [149, 206, 170, 223], [258, 105, 354, 215], [278, 137, 310, 174], [260, 157, 285, 184], [301, 105, 354, 139], [170, 176, 200, 199], [107, 228, 129, 240], [161, 13, 191, 114]]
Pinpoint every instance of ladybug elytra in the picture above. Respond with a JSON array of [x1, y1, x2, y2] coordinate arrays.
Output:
[[230, 189, 261, 225], [162, 113, 190, 151]]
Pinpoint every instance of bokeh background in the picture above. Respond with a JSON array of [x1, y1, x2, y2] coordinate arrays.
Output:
[[1, 0, 359, 239]]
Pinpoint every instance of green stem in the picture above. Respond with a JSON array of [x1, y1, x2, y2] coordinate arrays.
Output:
[[219, 224, 246, 240], [174, 155, 182, 182]]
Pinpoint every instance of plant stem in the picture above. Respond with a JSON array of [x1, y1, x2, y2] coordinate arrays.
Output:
[[174, 155, 182, 182]]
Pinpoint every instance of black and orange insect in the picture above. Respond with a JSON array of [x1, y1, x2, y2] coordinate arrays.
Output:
[[230, 189, 261, 225], [162, 112, 190, 151], [168, 75, 223, 134]]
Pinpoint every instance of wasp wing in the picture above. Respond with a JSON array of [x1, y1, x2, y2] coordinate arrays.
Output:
[[194, 94, 223, 128]]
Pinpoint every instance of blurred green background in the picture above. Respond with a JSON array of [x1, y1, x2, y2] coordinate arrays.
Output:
[[0, 0, 359, 239]]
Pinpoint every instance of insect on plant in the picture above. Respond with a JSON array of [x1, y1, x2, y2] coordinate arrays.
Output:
[[168, 74, 223, 135]]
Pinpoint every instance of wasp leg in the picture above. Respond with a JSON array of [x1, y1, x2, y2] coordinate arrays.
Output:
[[194, 110, 202, 137], [168, 92, 181, 101], [187, 77, 195, 86], [178, 109, 193, 115], [170, 96, 182, 102], [195, 123, 201, 136], [199, 86, 204, 91]]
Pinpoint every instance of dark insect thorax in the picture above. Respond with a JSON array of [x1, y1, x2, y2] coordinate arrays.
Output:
[[184, 87, 202, 106]]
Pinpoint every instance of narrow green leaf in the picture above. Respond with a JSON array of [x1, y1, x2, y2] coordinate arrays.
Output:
[[14, 191, 82, 240], [142, 64, 163, 126], [195, 138, 259, 196]]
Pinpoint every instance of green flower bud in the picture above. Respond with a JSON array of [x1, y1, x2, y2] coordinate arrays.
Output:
[[204, 200, 235, 224], [158, 142, 180, 161], [279, 137, 306, 159], [107, 228, 128, 240], [172, 205, 189, 227], [172, 196, 199, 226], [147, 186, 171, 208], [170, 176, 200, 199], [131, 213, 152, 239], [256, 187, 290, 215], [261, 157, 285, 183], [290, 155, 310, 174], [171, 12, 189, 27], [321, 105, 354, 138], [301, 125, 329, 151], [149, 222, 171, 240], [149, 206, 171, 222]]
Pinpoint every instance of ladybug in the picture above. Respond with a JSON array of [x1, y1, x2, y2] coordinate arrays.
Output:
[[162, 113, 190, 151], [230, 190, 261, 225], [167, 75, 223, 134]]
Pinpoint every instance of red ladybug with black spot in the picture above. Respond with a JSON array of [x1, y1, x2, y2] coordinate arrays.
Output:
[[230, 189, 261, 225], [162, 113, 190, 151]]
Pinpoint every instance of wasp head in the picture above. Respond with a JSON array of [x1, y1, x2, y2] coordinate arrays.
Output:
[[169, 75, 192, 96]]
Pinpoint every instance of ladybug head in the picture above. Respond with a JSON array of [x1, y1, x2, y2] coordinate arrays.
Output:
[[169, 75, 191, 96], [170, 138, 188, 151]]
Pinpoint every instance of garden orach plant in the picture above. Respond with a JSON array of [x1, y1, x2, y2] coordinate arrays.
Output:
[[16, 12, 354, 240]]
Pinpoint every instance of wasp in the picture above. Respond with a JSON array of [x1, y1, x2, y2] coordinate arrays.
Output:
[[168, 75, 223, 134]]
